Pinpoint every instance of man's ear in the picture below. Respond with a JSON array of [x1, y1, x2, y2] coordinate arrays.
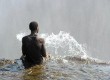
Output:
[[37, 27, 39, 33]]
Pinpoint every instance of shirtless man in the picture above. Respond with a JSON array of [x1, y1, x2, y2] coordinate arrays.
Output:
[[21, 21, 47, 69]]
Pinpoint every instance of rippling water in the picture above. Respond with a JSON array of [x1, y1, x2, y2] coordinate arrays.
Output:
[[0, 31, 110, 80], [0, 58, 110, 80]]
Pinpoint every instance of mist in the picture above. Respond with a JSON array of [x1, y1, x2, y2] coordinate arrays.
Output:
[[0, 0, 110, 61]]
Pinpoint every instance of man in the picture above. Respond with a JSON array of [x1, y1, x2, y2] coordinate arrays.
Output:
[[21, 21, 47, 69]]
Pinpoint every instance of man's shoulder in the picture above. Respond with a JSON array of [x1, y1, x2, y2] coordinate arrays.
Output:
[[22, 35, 29, 41], [38, 38, 45, 44]]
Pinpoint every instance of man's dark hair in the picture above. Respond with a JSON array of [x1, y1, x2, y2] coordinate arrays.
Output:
[[29, 21, 38, 31]]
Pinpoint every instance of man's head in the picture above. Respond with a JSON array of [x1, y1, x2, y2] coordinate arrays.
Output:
[[29, 21, 39, 33]]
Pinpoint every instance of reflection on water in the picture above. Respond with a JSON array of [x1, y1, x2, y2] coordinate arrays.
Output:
[[22, 65, 45, 80]]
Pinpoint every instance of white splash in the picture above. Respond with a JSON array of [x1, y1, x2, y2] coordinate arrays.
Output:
[[16, 33, 26, 41], [42, 31, 87, 58]]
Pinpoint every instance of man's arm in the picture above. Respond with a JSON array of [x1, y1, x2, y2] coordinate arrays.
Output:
[[40, 38, 46, 57], [41, 43, 46, 57], [22, 37, 26, 56]]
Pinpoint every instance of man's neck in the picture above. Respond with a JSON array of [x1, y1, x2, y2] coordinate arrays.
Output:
[[30, 31, 38, 36]]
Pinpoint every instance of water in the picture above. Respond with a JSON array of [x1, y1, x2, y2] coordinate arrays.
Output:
[[0, 31, 110, 80]]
